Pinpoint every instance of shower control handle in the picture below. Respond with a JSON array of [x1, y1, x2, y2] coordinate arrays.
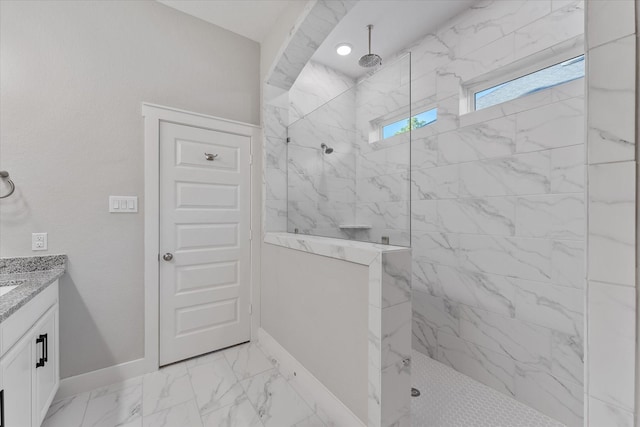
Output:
[[162, 253, 173, 261]]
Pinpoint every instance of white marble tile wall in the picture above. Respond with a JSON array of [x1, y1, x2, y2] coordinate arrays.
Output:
[[584, 1, 638, 426], [353, 56, 412, 246], [370, 251, 413, 427], [400, 1, 587, 425], [266, 0, 357, 91], [263, 1, 637, 426], [263, 91, 289, 233], [286, 61, 357, 238], [263, 1, 356, 234], [280, 55, 414, 245], [288, 61, 355, 125]]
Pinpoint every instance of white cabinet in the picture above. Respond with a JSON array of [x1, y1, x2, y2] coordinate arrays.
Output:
[[0, 280, 59, 427], [1, 331, 33, 426], [34, 306, 58, 425]]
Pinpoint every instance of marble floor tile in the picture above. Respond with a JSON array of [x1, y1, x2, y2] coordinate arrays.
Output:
[[90, 377, 144, 400], [223, 341, 276, 380], [142, 400, 202, 427], [46, 340, 579, 427], [82, 384, 142, 427], [45, 341, 341, 427], [42, 392, 90, 427], [142, 363, 195, 416], [200, 394, 264, 427], [46, 341, 346, 427], [241, 369, 316, 427], [285, 379, 334, 427], [188, 355, 246, 414]]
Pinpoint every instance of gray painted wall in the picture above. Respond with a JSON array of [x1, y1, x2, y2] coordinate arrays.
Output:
[[261, 243, 369, 422], [0, 0, 260, 378]]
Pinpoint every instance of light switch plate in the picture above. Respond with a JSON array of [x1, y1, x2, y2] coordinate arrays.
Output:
[[109, 196, 138, 213], [32, 233, 47, 251]]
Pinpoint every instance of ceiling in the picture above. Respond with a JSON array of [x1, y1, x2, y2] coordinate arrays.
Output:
[[157, 0, 298, 43], [312, 0, 476, 78], [157, 0, 476, 78]]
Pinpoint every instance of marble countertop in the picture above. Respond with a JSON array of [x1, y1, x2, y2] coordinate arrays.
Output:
[[0, 255, 67, 323], [264, 232, 410, 266]]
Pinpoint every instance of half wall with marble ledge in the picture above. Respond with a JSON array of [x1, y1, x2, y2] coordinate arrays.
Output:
[[261, 232, 411, 427]]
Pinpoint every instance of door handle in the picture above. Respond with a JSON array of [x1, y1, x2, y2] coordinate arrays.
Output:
[[162, 253, 174, 261], [35, 335, 45, 368]]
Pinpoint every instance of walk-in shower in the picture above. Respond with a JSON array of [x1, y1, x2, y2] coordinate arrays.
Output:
[[287, 54, 411, 247], [274, 0, 588, 425]]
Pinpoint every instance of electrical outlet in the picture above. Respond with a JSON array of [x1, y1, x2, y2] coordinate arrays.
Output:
[[32, 233, 47, 251]]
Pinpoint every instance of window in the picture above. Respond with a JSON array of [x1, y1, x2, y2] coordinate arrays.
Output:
[[474, 55, 585, 111], [381, 108, 437, 139]]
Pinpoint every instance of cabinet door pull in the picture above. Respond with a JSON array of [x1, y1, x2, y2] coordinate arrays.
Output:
[[36, 335, 45, 368], [43, 333, 48, 363]]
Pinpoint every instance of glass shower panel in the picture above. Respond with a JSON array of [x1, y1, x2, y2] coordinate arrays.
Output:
[[287, 54, 411, 246]]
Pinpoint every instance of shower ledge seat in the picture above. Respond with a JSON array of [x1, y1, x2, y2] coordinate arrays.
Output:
[[338, 224, 372, 230], [264, 232, 412, 427]]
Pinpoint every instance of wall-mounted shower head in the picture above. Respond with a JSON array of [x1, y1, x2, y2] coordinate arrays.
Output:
[[320, 143, 334, 154], [359, 25, 382, 68]]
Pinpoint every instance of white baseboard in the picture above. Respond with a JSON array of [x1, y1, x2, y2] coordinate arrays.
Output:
[[257, 328, 366, 427], [56, 357, 152, 399]]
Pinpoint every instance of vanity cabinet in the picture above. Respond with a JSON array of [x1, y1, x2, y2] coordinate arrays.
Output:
[[34, 306, 58, 425], [0, 281, 59, 427], [1, 325, 34, 426]]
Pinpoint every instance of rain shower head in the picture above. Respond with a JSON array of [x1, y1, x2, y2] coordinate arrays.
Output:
[[321, 143, 334, 154], [359, 25, 382, 68]]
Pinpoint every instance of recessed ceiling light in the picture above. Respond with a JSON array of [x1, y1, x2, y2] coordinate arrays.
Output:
[[336, 43, 352, 56]]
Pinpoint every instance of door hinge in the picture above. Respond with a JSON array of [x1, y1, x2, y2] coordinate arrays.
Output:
[[249, 228, 252, 241], [249, 304, 253, 314], [249, 154, 253, 165]]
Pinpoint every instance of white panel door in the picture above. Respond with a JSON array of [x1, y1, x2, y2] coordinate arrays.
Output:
[[160, 121, 251, 366]]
